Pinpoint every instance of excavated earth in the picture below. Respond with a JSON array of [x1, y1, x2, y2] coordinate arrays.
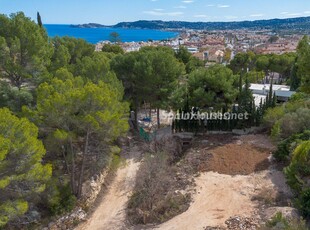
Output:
[[76, 134, 295, 230]]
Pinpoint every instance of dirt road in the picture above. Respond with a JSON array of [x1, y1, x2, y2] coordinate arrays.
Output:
[[76, 145, 141, 230]]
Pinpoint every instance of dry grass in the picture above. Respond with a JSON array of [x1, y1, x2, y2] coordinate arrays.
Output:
[[127, 151, 191, 224]]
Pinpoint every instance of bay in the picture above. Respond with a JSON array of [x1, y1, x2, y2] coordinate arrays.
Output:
[[44, 24, 179, 44]]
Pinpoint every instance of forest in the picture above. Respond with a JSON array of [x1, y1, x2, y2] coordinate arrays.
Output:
[[0, 12, 309, 229]]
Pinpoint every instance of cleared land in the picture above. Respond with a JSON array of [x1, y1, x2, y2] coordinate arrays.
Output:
[[76, 134, 293, 230]]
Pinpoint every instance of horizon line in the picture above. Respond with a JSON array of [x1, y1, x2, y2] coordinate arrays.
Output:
[[36, 15, 310, 26]]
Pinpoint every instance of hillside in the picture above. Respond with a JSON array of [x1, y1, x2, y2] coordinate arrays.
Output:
[[72, 16, 310, 32], [75, 134, 296, 230]]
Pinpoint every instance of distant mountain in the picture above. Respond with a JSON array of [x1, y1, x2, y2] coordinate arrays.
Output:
[[71, 17, 310, 31], [71, 23, 109, 28], [113, 18, 310, 31]]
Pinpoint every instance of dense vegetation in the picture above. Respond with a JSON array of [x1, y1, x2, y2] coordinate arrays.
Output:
[[261, 37, 310, 220], [0, 108, 52, 227], [0, 12, 129, 228], [0, 11, 310, 229]]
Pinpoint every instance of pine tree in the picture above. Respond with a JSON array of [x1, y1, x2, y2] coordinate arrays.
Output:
[[0, 12, 52, 89], [0, 108, 52, 227], [30, 77, 129, 198]]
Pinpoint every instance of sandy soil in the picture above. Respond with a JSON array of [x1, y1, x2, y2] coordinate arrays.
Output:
[[75, 145, 141, 230], [157, 172, 256, 230], [157, 169, 290, 230], [155, 134, 291, 230]]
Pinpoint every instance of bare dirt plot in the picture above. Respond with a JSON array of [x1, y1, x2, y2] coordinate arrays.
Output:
[[203, 143, 271, 175], [158, 171, 257, 230], [157, 169, 291, 230], [184, 134, 274, 175], [155, 134, 293, 230], [76, 134, 293, 230]]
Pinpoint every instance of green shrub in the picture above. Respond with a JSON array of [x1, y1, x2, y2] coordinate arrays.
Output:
[[280, 108, 310, 138], [271, 121, 281, 142], [0, 82, 34, 113], [265, 212, 308, 230], [266, 212, 289, 228], [110, 149, 124, 172], [284, 141, 310, 220], [47, 183, 77, 215], [263, 106, 285, 130], [297, 188, 310, 218], [263, 97, 310, 139], [284, 164, 303, 192], [274, 140, 291, 162], [274, 130, 310, 162], [284, 141, 310, 191]]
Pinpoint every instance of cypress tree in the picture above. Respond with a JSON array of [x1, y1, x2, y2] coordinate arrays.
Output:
[[252, 98, 256, 126], [265, 93, 270, 109], [238, 70, 243, 105], [290, 62, 300, 91], [268, 82, 273, 108], [259, 98, 263, 110], [272, 92, 277, 107], [37, 12, 42, 27], [257, 97, 264, 125]]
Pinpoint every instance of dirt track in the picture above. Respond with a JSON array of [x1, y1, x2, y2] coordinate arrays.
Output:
[[76, 145, 141, 230]]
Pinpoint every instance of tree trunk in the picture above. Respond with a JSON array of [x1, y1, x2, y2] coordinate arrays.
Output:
[[77, 130, 89, 198], [157, 108, 160, 129], [61, 146, 70, 174], [134, 107, 139, 131], [134, 98, 139, 131], [69, 139, 76, 196]]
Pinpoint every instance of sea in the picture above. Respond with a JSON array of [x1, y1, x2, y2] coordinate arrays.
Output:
[[44, 24, 179, 44]]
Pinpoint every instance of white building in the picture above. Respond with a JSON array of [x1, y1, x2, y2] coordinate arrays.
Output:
[[249, 84, 296, 106]]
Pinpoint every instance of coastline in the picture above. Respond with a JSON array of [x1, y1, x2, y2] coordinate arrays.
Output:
[[44, 24, 179, 44]]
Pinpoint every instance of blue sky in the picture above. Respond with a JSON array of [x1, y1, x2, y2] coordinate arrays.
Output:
[[1, 0, 310, 25]]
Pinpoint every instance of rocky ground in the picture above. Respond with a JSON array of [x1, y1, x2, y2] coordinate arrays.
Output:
[[74, 133, 297, 230]]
